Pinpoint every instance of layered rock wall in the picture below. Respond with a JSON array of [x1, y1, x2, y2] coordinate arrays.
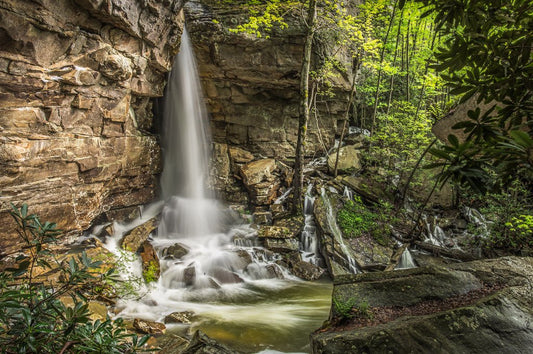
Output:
[[186, 0, 354, 202], [0, 0, 183, 253]]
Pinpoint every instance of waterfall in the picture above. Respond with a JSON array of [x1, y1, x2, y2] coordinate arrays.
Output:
[[320, 188, 359, 274], [300, 184, 319, 265], [395, 248, 416, 269], [158, 28, 220, 238], [96, 29, 333, 353]]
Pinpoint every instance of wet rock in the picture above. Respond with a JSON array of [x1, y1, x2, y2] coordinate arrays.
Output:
[[164, 311, 195, 324], [349, 234, 394, 271], [235, 249, 253, 267], [263, 238, 299, 253], [87, 301, 108, 322], [270, 204, 286, 219], [253, 211, 272, 225], [265, 264, 285, 279], [120, 218, 158, 252], [162, 243, 189, 260], [183, 264, 196, 286], [156, 334, 190, 354], [327, 145, 362, 175], [292, 261, 325, 281], [133, 318, 166, 335], [282, 250, 302, 268], [314, 192, 359, 277], [211, 267, 244, 284], [273, 215, 304, 237], [257, 225, 292, 239], [182, 330, 238, 354], [312, 257, 533, 354], [139, 241, 160, 283]]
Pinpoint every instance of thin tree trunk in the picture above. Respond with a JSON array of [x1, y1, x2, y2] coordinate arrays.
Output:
[[387, 8, 404, 114], [334, 58, 361, 177], [291, 0, 317, 215], [406, 19, 411, 102], [370, 0, 398, 137]]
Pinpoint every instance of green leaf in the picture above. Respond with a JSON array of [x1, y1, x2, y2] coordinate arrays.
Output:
[[448, 134, 459, 147]]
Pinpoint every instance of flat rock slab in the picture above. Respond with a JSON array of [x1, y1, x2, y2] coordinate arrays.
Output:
[[311, 256, 533, 353], [120, 217, 158, 252]]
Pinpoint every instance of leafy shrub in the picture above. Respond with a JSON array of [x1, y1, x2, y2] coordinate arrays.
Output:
[[337, 197, 392, 246], [0, 204, 151, 353], [333, 296, 373, 321], [333, 297, 356, 320], [465, 181, 533, 252]]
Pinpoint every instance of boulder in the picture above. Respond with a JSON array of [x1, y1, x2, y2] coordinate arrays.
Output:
[[292, 261, 325, 281], [240, 159, 276, 186], [263, 238, 299, 253], [257, 225, 293, 239], [239, 158, 281, 206], [164, 311, 195, 324], [339, 175, 392, 204], [182, 330, 238, 354], [348, 234, 394, 271], [120, 218, 158, 252], [229, 146, 254, 163], [133, 318, 166, 335], [162, 243, 189, 260], [312, 257, 533, 353], [183, 264, 196, 287], [253, 211, 272, 225], [139, 241, 160, 283], [327, 145, 362, 175]]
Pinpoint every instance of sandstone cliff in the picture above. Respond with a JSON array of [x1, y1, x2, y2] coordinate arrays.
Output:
[[185, 0, 354, 202], [0, 0, 183, 253]]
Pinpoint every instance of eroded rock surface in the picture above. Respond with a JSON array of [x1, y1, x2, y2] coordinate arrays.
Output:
[[311, 256, 533, 353], [0, 0, 184, 253]]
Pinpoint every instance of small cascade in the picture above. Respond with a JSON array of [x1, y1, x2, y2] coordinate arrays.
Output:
[[423, 215, 446, 246], [395, 248, 416, 269], [300, 184, 320, 265], [320, 188, 359, 274], [343, 186, 353, 201], [463, 206, 490, 238]]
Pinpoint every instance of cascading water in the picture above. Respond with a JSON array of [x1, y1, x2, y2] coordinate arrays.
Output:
[[320, 188, 359, 274], [102, 29, 332, 353], [158, 27, 219, 238], [300, 185, 320, 265], [395, 248, 416, 269]]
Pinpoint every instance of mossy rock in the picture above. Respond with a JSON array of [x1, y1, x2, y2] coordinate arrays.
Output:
[[312, 257, 533, 353]]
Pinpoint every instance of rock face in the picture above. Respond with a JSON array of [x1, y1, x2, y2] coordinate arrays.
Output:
[[311, 256, 533, 353], [327, 145, 362, 175], [0, 0, 184, 253], [186, 0, 354, 201]]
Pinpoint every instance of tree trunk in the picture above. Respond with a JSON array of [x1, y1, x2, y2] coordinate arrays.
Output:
[[334, 57, 361, 177], [291, 0, 317, 215], [387, 8, 404, 114], [370, 0, 398, 137]]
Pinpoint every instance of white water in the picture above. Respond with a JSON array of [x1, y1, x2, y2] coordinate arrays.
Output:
[[320, 188, 359, 274], [300, 185, 320, 265], [395, 248, 416, 269], [101, 29, 331, 353]]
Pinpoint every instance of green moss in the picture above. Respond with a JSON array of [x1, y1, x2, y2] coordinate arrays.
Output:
[[337, 198, 392, 246], [143, 260, 159, 283]]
